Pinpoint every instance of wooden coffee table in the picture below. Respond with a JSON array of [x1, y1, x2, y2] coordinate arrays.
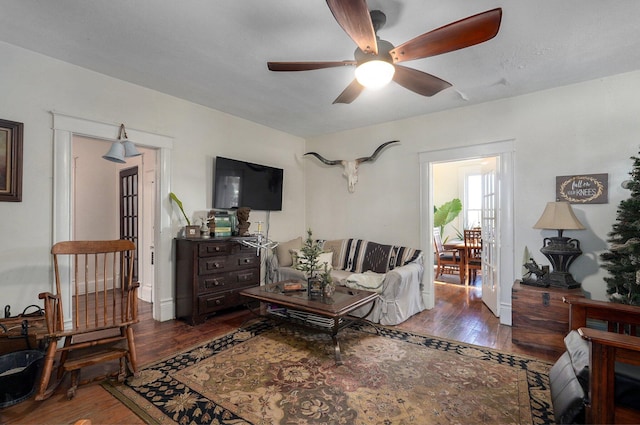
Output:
[[240, 281, 378, 364]]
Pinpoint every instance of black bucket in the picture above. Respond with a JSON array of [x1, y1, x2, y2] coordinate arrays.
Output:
[[0, 350, 44, 408]]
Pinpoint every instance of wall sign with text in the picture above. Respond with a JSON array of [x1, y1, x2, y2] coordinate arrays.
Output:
[[556, 173, 608, 204]]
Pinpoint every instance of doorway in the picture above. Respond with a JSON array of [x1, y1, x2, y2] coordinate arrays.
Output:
[[71, 136, 155, 304], [52, 113, 174, 321], [433, 157, 492, 289], [419, 140, 515, 325]]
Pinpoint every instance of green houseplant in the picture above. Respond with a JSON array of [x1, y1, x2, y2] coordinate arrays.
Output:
[[170, 192, 200, 238], [294, 229, 332, 296], [434, 198, 462, 242], [169, 192, 191, 225]]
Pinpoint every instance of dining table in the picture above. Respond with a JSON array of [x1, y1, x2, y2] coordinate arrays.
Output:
[[443, 239, 481, 285]]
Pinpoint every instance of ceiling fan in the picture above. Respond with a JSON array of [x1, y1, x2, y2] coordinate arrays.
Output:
[[267, 0, 502, 104]]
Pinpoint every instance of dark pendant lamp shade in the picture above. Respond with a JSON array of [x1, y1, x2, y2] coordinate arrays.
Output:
[[102, 123, 141, 163]]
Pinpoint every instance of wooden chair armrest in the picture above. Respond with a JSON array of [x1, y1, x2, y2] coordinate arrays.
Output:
[[37, 292, 61, 335], [578, 327, 640, 357], [38, 291, 58, 301], [442, 249, 460, 259]]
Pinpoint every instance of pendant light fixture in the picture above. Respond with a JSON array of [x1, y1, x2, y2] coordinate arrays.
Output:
[[102, 124, 141, 163]]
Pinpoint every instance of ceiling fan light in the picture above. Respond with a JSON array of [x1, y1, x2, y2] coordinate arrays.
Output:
[[355, 60, 395, 90]]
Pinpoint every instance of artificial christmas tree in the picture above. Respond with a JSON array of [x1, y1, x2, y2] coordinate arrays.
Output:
[[600, 152, 640, 305]]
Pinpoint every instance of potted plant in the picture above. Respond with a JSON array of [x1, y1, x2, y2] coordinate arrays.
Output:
[[169, 192, 199, 238], [320, 262, 335, 298], [434, 198, 462, 243], [294, 229, 328, 297]]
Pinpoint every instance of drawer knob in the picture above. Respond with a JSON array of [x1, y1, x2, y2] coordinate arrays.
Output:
[[205, 279, 222, 288], [215, 299, 222, 305]]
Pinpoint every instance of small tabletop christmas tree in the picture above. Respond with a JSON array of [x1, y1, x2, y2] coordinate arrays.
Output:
[[600, 152, 640, 305]]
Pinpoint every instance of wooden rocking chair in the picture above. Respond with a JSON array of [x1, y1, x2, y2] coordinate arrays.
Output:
[[35, 240, 139, 400]]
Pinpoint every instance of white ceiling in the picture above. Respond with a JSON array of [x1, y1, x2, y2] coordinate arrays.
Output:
[[2, 1, 640, 138]]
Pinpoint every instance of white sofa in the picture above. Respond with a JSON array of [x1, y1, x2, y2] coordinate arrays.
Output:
[[268, 237, 425, 325]]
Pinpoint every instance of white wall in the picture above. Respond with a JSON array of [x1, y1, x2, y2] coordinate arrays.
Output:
[[0, 41, 305, 313], [2, 37, 640, 314], [73, 136, 120, 240], [305, 70, 640, 302]]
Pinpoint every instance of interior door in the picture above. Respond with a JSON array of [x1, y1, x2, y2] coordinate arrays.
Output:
[[481, 159, 499, 316], [141, 167, 155, 303], [120, 167, 139, 282]]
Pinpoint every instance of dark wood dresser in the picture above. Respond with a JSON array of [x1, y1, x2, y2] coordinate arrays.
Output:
[[511, 280, 584, 355], [175, 237, 260, 325]]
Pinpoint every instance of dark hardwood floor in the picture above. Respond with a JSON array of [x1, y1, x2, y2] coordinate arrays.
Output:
[[1, 280, 560, 425]]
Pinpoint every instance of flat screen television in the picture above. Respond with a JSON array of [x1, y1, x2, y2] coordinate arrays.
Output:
[[213, 156, 283, 211]]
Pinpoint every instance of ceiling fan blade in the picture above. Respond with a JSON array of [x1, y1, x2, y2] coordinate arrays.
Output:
[[390, 8, 502, 63], [333, 79, 365, 104], [326, 0, 378, 54], [393, 65, 452, 97], [268, 61, 356, 71]]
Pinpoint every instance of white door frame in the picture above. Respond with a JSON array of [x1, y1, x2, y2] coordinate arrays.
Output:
[[52, 112, 175, 321], [419, 139, 515, 325]]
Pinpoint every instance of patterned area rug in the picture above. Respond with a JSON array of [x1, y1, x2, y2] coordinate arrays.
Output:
[[104, 321, 553, 424]]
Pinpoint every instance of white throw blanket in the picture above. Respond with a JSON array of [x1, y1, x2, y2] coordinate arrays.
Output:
[[342, 271, 386, 293]]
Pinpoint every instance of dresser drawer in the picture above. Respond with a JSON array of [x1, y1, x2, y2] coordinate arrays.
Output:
[[198, 242, 231, 257], [198, 256, 230, 274], [234, 253, 259, 268], [198, 274, 229, 293], [197, 287, 253, 315], [231, 268, 259, 285], [198, 292, 228, 314]]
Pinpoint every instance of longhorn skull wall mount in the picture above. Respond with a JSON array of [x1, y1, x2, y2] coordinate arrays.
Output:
[[304, 141, 399, 192]]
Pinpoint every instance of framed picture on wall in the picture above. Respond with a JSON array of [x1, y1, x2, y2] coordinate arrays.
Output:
[[0, 118, 24, 202], [555, 173, 608, 204]]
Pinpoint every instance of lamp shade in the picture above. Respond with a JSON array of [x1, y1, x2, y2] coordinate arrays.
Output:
[[122, 140, 141, 158], [355, 60, 395, 90], [533, 201, 585, 230], [102, 141, 126, 163]]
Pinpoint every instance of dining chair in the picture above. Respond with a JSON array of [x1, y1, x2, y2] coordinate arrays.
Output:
[[35, 240, 139, 400], [463, 229, 482, 285], [433, 228, 463, 283]]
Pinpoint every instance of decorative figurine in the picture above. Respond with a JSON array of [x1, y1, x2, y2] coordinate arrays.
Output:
[[522, 258, 549, 287], [236, 207, 251, 236], [200, 217, 211, 239]]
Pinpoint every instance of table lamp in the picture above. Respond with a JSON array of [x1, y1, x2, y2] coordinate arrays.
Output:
[[533, 201, 585, 289]]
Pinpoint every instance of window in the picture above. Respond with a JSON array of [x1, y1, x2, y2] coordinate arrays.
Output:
[[465, 173, 482, 229]]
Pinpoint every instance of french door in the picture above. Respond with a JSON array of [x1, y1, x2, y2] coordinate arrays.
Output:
[[481, 161, 499, 316], [120, 167, 139, 282]]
